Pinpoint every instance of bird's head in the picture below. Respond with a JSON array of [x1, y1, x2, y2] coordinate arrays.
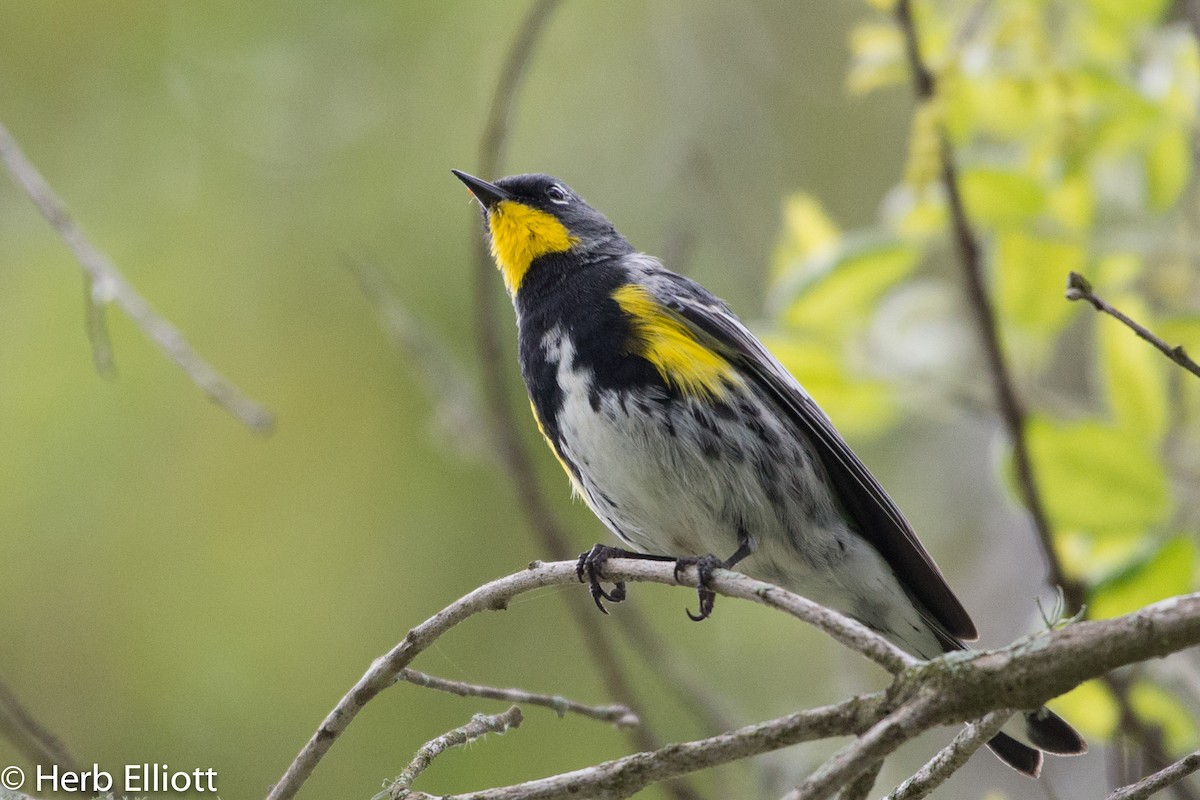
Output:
[[452, 170, 622, 295]]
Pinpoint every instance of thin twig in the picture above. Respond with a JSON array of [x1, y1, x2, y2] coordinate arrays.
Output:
[[266, 561, 1200, 800], [385, 705, 524, 799], [1067, 271, 1200, 380], [0, 677, 76, 771], [0, 120, 274, 433], [781, 696, 941, 800], [1107, 751, 1200, 800], [397, 668, 638, 727], [835, 759, 882, 800], [893, 0, 1081, 614], [393, 695, 890, 800], [350, 258, 491, 461], [264, 560, 905, 800], [1104, 671, 1199, 800], [886, 710, 1013, 800]]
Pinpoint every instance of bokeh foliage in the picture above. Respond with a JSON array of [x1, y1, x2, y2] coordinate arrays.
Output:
[[772, 0, 1200, 755]]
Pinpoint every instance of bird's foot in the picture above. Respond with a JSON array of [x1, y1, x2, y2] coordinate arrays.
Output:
[[576, 544, 634, 614], [673, 554, 726, 622]]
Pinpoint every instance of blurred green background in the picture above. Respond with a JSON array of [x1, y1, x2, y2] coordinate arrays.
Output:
[[0, 1, 1161, 798]]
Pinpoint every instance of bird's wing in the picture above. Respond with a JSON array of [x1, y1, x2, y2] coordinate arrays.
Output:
[[644, 269, 978, 642]]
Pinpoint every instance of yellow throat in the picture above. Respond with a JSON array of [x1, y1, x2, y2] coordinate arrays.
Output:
[[487, 200, 577, 294]]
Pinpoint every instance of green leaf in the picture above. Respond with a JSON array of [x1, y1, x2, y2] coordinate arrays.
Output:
[[773, 193, 841, 278], [847, 22, 906, 95], [995, 231, 1083, 347], [1025, 416, 1172, 536], [1084, 0, 1172, 28], [761, 335, 898, 438], [1089, 536, 1195, 619], [959, 167, 1045, 227], [775, 237, 919, 333], [1097, 291, 1169, 439], [1145, 126, 1192, 210]]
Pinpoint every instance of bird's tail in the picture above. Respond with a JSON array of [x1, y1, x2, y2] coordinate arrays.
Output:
[[987, 707, 1088, 777]]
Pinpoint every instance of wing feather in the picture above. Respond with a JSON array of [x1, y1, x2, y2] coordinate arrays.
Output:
[[642, 269, 978, 641]]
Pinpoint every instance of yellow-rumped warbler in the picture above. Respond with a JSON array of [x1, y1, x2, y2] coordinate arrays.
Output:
[[452, 169, 1086, 775]]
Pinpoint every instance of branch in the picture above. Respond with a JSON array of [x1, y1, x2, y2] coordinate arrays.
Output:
[[266, 558, 1200, 800], [397, 668, 638, 727], [0, 120, 274, 433], [782, 696, 941, 800], [0, 677, 76, 771], [1066, 271, 1200, 380], [834, 759, 882, 800], [350, 258, 491, 461], [893, 0, 1081, 611], [885, 710, 1013, 800], [395, 695, 890, 800], [1107, 751, 1200, 800], [387, 588, 1200, 800], [385, 705, 524, 799]]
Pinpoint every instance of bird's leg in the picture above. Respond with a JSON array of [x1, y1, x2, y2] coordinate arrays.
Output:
[[576, 544, 675, 614], [674, 527, 755, 622]]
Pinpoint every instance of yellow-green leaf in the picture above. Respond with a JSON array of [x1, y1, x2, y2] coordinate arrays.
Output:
[[960, 167, 1046, 227], [773, 193, 841, 279], [1098, 291, 1169, 439], [1085, 0, 1172, 28], [777, 238, 918, 332], [1089, 536, 1195, 619], [762, 335, 898, 438], [847, 22, 906, 95], [1145, 126, 1192, 210], [1046, 174, 1095, 232], [1025, 416, 1172, 536], [995, 231, 1083, 337]]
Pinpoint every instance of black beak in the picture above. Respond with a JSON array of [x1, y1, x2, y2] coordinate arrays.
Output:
[[451, 169, 511, 209]]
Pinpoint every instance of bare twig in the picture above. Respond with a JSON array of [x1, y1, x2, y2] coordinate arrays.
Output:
[[397, 668, 638, 727], [893, 0, 1082, 614], [782, 696, 941, 800], [835, 758, 882, 800], [886, 710, 1013, 800], [1107, 750, 1200, 800], [266, 559, 1200, 800], [0, 120, 274, 433], [350, 258, 490, 460], [1067, 271, 1200, 380], [1104, 670, 1199, 800], [393, 695, 890, 800], [0, 676, 76, 771], [264, 560, 903, 800], [385, 705, 524, 799]]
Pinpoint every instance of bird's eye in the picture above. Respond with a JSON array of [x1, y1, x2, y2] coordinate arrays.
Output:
[[545, 184, 569, 204]]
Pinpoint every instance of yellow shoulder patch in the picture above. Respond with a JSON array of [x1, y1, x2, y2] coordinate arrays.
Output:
[[487, 200, 577, 294], [612, 284, 737, 399]]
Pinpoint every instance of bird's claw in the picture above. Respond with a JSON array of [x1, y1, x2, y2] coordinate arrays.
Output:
[[576, 544, 628, 614], [673, 554, 724, 622]]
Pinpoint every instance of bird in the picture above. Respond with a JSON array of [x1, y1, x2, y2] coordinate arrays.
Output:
[[452, 168, 1087, 776]]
